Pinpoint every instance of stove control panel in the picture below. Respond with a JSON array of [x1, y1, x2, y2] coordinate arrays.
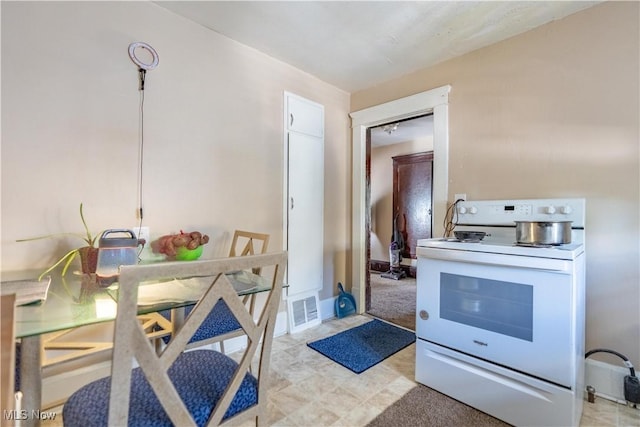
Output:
[[455, 198, 585, 227]]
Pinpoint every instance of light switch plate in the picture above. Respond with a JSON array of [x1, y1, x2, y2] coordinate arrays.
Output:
[[131, 226, 149, 243], [129, 226, 162, 261]]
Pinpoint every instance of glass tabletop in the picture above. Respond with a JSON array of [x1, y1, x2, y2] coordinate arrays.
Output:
[[1, 267, 274, 339]]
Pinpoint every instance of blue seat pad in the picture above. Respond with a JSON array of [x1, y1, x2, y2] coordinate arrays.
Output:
[[62, 350, 257, 426], [160, 299, 242, 344]]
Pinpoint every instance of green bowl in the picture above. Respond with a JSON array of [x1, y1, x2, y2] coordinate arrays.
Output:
[[175, 245, 203, 261]]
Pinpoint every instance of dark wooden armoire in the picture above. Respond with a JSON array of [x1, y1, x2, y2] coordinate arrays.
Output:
[[392, 151, 434, 259]]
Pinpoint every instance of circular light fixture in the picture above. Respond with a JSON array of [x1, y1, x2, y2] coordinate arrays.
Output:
[[128, 42, 159, 70]]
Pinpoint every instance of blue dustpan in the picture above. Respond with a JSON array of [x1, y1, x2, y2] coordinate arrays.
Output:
[[335, 282, 356, 318]]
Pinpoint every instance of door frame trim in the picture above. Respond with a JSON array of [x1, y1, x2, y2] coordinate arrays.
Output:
[[349, 85, 451, 313]]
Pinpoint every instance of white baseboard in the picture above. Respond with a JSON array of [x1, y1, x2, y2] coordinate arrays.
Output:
[[585, 359, 631, 403], [275, 310, 288, 336], [320, 295, 337, 321], [220, 310, 289, 353], [42, 360, 111, 409]]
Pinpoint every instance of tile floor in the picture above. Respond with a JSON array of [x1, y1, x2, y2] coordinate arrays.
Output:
[[50, 314, 639, 426]]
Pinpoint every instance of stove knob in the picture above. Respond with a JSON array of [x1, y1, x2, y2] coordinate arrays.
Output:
[[458, 206, 467, 214], [560, 205, 573, 214], [469, 206, 478, 214], [545, 206, 556, 214]]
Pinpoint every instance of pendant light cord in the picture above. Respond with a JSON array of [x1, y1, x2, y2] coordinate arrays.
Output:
[[127, 41, 159, 257], [137, 68, 146, 223], [136, 68, 146, 258]]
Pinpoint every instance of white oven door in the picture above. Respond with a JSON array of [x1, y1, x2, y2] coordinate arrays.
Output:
[[416, 247, 579, 387]]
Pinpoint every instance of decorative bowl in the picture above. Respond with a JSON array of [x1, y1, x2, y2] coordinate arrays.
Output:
[[175, 245, 203, 261]]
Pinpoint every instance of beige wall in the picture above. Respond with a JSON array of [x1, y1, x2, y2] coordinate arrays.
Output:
[[370, 139, 433, 262], [1, 2, 351, 300], [3, 1, 638, 366], [353, 2, 640, 366]]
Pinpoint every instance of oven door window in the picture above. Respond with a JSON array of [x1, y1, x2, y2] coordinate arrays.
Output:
[[440, 273, 533, 341]]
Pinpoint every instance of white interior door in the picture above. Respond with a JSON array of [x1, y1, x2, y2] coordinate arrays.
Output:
[[285, 93, 324, 298], [287, 131, 323, 295]]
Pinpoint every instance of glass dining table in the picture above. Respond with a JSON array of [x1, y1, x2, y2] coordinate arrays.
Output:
[[2, 266, 274, 427]]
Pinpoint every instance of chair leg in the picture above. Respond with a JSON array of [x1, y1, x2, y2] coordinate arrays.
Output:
[[154, 337, 165, 354], [248, 294, 256, 317]]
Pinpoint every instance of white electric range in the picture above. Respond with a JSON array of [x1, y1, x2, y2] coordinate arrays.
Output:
[[416, 198, 586, 427]]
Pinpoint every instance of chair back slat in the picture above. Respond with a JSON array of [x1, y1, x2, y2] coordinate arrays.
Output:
[[229, 231, 270, 275], [160, 275, 229, 365], [1, 294, 16, 423], [107, 252, 287, 426], [228, 231, 270, 257]]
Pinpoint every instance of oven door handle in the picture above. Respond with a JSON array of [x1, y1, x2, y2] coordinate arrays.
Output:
[[416, 247, 574, 272]]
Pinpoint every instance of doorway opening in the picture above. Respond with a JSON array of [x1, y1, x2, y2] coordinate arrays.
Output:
[[366, 115, 434, 330], [349, 85, 451, 317]]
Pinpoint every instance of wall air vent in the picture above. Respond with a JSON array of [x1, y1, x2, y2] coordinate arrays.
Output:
[[287, 291, 321, 333]]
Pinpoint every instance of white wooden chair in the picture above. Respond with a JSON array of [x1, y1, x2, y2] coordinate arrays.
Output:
[[161, 230, 270, 352], [10, 275, 173, 410], [62, 252, 286, 426], [2, 294, 17, 427], [229, 231, 270, 267], [229, 230, 270, 319]]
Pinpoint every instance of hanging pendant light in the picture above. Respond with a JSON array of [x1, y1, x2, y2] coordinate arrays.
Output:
[[128, 42, 159, 71]]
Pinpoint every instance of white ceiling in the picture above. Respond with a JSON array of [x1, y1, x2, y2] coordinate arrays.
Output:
[[155, 1, 601, 94], [154, 1, 601, 145]]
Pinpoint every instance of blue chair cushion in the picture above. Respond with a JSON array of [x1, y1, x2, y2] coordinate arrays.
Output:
[[159, 300, 242, 345], [62, 350, 257, 426], [15, 342, 20, 391]]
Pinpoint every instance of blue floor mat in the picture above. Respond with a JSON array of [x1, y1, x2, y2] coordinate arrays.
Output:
[[307, 319, 415, 374]]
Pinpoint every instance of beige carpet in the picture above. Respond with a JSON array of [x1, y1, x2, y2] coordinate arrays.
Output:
[[367, 385, 512, 427], [367, 272, 416, 330]]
